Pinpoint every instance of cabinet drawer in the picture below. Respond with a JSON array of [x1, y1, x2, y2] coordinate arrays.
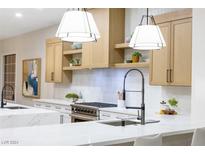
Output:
[[54, 105, 71, 114], [61, 106, 71, 114], [60, 114, 71, 123], [100, 112, 113, 120], [34, 102, 42, 108], [100, 111, 137, 120], [33, 102, 71, 114], [34, 102, 53, 109]]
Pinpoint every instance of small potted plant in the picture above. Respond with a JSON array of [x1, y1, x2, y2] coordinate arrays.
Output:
[[69, 59, 75, 67], [132, 51, 142, 63], [74, 59, 81, 66], [65, 93, 79, 103], [168, 98, 178, 111]]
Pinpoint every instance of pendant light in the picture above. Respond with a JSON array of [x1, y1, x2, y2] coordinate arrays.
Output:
[[56, 8, 100, 43], [129, 8, 166, 50]]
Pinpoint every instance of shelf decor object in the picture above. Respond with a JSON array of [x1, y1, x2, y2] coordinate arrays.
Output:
[[129, 8, 166, 50], [56, 8, 100, 43]]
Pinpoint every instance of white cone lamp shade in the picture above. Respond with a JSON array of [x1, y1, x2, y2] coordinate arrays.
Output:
[[56, 10, 100, 43], [129, 25, 166, 50]]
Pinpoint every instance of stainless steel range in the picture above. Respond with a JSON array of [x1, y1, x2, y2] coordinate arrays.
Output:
[[70, 102, 117, 123]]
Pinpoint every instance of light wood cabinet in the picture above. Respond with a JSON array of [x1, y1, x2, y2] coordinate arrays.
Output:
[[45, 38, 72, 83], [170, 18, 192, 86], [46, 43, 55, 82], [150, 10, 192, 86], [150, 22, 171, 85], [82, 8, 125, 68]]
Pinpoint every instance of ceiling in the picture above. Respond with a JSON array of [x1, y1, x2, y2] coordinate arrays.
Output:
[[0, 8, 67, 40]]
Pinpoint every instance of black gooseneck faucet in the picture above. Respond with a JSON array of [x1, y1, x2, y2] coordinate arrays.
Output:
[[1, 84, 15, 108], [122, 69, 145, 125]]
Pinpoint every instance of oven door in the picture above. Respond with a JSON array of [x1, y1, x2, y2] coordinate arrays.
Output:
[[70, 113, 97, 123]]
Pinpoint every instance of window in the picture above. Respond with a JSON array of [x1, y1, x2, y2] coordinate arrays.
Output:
[[3, 54, 16, 100]]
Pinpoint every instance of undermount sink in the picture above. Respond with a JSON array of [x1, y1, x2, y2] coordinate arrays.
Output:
[[4, 106, 29, 110], [99, 120, 141, 127], [99, 119, 160, 127]]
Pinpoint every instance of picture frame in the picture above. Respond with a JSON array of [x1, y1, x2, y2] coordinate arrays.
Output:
[[22, 58, 41, 98]]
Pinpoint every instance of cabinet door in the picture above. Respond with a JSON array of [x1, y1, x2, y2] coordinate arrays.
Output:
[[53, 42, 63, 82], [150, 22, 171, 85], [82, 9, 110, 68], [170, 18, 192, 86], [46, 44, 55, 82], [91, 9, 109, 68], [82, 42, 92, 68]]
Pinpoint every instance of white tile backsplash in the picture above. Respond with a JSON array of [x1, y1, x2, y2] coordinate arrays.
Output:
[[54, 68, 163, 112]]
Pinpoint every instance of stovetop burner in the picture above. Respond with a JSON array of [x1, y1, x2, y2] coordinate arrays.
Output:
[[74, 102, 117, 108]]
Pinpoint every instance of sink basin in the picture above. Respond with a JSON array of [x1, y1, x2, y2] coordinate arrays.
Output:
[[4, 106, 28, 110], [99, 119, 160, 127], [99, 120, 141, 126]]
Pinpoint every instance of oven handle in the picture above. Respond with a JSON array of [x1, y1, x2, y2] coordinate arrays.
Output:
[[70, 113, 97, 121]]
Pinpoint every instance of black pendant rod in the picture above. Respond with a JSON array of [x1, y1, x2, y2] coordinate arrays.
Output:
[[147, 8, 149, 25]]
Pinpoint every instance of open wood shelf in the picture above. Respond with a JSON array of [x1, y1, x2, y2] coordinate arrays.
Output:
[[115, 43, 130, 49], [63, 49, 82, 55], [114, 62, 149, 68], [63, 66, 84, 71]]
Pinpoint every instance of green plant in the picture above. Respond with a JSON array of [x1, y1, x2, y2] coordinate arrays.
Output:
[[132, 51, 142, 57], [168, 98, 178, 107], [69, 59, 75, 64], [65, 93, 79, 102], [75, 59, 80, 65]]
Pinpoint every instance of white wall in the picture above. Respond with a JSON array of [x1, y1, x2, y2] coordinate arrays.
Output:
[[0, 8, 191, 114], [191, 8, 205, 121], [0, 25, 58, 106]]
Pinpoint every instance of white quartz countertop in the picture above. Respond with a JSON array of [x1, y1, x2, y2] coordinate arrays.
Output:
[[0, 103, 57, 116], [33, 99, 73, 106], [0, 114, 203, 146]]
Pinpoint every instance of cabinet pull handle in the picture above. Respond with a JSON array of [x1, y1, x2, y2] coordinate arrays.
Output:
[[55, 106, 61, 109], [60, 115, 64, 124], [170, 69, 173, 83], [102, 114, 111, 117], [166, 69, 169, 83], [51, 72, 54, 81]]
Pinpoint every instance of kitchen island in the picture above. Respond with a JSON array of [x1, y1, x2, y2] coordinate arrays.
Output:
[[0, 113, 202, 146], [0, 103, 61, 129]]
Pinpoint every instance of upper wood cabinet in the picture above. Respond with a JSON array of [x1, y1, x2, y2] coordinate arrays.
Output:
[[150, 9, 192, 86], [170, 18, 192, 86], [45, 38, 72, 83], [150, 22, 171, 85], [82, 8, 125, 68]]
